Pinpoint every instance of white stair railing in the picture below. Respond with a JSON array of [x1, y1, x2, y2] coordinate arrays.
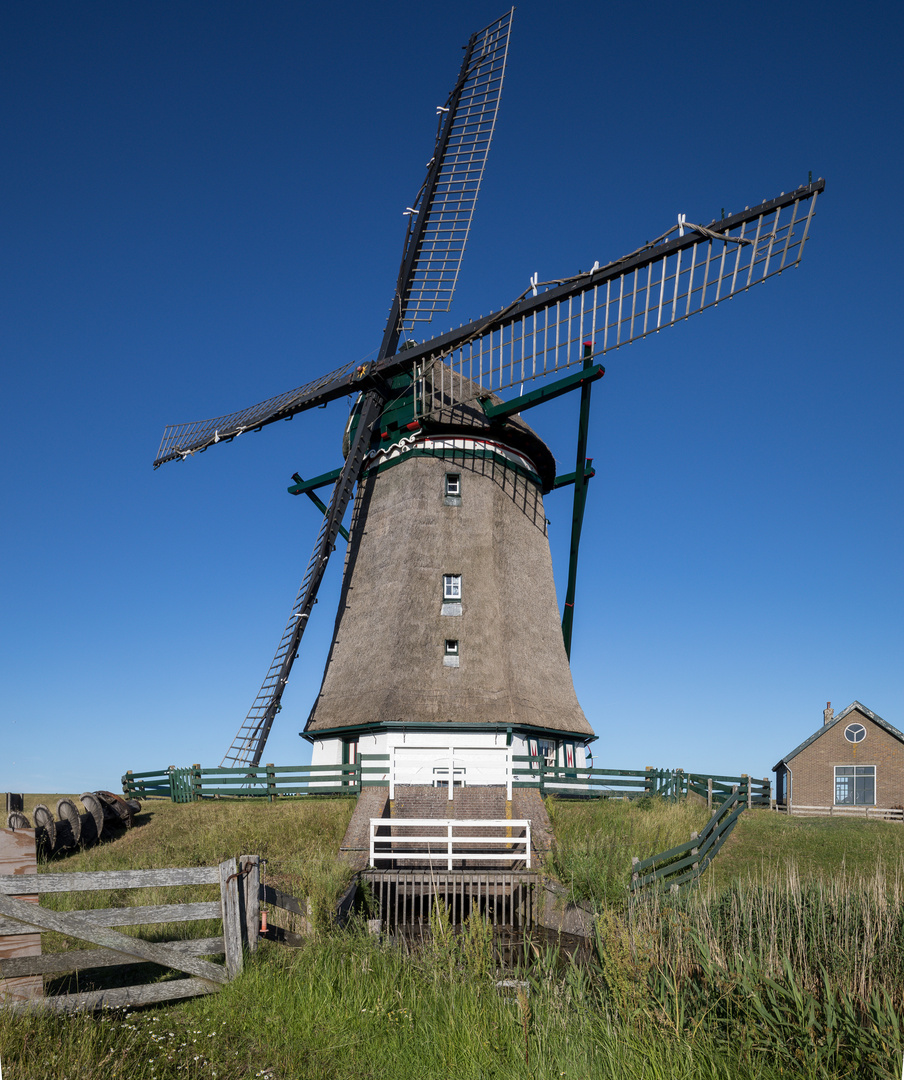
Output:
[[369, 818, 530, 871]]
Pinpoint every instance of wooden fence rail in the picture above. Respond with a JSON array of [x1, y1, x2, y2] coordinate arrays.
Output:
[[631, 791, 747, 892], [0, 831, 261, 1012], [123, 762, 771, 806], [123, 764, 362, 802], [775, 803, 904, 821]]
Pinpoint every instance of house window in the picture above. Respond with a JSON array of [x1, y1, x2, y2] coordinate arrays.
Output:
[[445, 473, 461, 497], [844, 723, 866, 743], [444, 640, 459, 655], [835, 765, 875, 805], [443, 574, 461, 600]]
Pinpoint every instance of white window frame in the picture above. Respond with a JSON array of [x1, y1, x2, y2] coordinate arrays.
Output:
[[445, 473, 461, 497], [444, 639, 459, 655], [834, 765, 875, 806], [443, 574, 462, 600], [843, 723, 866, 743]]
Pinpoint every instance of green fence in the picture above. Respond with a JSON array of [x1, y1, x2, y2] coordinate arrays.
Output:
[[123, 760, 770, 806], [631, 790, 747, 892], [123, 763, 361, 802], [511, 761, 769, 806]]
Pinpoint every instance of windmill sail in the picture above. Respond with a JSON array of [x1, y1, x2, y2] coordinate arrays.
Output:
[[155, 181, 822, 468], [397, 9, 513, 330], [411, 181, 824, 411], [220, 390, 385, 767], [154, 10, 515, 471]]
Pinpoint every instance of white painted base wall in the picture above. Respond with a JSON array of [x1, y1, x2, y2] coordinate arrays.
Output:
[[308, 729, 589, 786]]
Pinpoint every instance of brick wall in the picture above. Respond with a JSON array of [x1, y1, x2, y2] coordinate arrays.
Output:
[[789, 710, 904, 808], [339, 788, 390, 872], [391, 785, 507, 822]]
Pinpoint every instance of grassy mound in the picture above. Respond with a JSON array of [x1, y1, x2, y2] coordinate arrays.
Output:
[[2, 795, 903, 1078]]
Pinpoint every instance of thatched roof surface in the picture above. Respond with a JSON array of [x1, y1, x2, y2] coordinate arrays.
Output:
[[415, 362, 557, 491], [304, 447, 594, 739]]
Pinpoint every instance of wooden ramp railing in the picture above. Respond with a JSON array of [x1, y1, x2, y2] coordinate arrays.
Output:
[[630, 791, 746, 893]]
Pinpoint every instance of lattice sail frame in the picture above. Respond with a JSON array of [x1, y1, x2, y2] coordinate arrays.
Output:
[[154, 359, 363, 467], [400, 9, 513, 329], [155, 182, 823, 468], [413, 183, 823, 413]]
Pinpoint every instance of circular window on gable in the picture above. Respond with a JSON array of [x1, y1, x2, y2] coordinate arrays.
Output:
[[844, 723, 866, 743]]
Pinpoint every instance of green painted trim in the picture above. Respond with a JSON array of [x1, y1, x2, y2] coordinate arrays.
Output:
[[365, 444, 542, 488], [301, 720, 597, 744]]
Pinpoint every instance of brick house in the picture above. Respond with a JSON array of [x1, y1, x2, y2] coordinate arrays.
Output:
[[773, 701, 904, 812]]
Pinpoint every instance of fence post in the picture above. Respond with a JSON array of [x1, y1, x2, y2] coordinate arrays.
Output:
[[448, 746, 454, 802], [266, 764, 276, 803], [219, 858, 244, 979], [690, 831, 699, 878], [240, 855, 260, 953], [707, 777, 713, 811], [192, 765, 202, 802], [355, 761, 362, 794], [447, 821, 453, 872], [742, 774, 751, 810], [123, 770, 133, 798], [645, 767, 653, 797], [0, 826, 43, 1002], [631, 856, 639, 890]]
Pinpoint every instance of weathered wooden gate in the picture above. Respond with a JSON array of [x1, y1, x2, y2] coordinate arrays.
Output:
[[0, 828, 260, 1012]]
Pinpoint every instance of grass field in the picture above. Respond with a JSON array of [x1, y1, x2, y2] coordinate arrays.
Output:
[[2, 794, 903, 1079]]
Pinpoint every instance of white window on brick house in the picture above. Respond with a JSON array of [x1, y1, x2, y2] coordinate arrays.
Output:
[[443, 574, 461, 600], [835, 765, 875, 805]]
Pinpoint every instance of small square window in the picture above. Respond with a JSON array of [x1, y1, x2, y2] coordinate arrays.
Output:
[[443, 574, 461, 600], [445, 473, 461, 497], [444, 640, 459, 655]]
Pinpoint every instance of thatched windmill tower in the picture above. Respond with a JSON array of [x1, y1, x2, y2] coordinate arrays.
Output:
[[153, 10, 824, 784], [302, 365, 595, 781]]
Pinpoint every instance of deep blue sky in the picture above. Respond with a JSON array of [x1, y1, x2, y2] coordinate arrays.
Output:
[[2, 0, 902, 795]]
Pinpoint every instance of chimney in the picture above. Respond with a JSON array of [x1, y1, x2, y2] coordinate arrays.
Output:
[[823, 701, 834, 726]]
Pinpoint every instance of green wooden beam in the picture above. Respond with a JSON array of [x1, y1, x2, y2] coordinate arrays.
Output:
[[479, 364, 604, 421], [288, 467, 342, 496], [288, 470, 349, 542], [553, 464, 596, 489], [561, 345, 598, 660]]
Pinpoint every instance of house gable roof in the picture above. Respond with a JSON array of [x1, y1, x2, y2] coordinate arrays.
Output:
[[772, 702, 904, 772]]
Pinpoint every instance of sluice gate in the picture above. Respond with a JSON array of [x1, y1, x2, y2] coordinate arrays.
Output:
[[362, 870, 538, 931]]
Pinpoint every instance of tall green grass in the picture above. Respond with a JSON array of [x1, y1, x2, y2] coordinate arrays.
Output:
[[582, 867, 904, 1078], [4, 797, 904, 1078], [1, 929, 864, 1079], [547, 795, 709, 902]]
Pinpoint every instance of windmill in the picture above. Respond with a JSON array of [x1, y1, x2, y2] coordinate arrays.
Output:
[[154, 10, 824, 780]]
